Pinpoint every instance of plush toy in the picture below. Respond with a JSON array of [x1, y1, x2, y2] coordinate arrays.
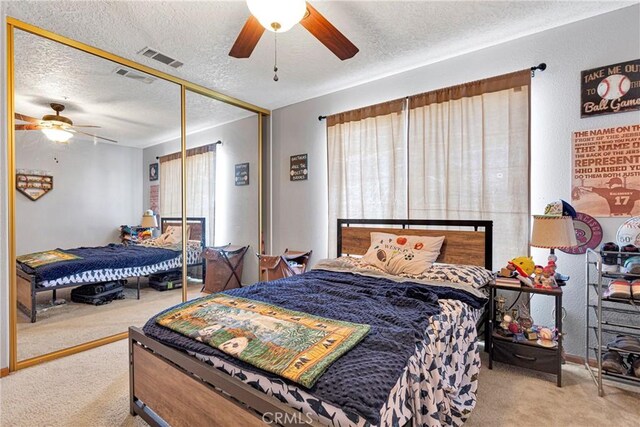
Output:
[[508, 256, 535, 277]]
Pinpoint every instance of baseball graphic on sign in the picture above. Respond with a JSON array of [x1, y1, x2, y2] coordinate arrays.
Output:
[[616, 216, 640, 246], [597, 74, 631, 100]]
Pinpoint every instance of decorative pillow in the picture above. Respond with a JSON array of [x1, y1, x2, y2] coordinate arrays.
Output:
[[362, 232, 445, 275], [162, 225, 191, 245]]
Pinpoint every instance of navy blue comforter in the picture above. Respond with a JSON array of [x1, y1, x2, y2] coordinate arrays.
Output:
[[143, 269, 486, 425], [18, 244, 179, 282]]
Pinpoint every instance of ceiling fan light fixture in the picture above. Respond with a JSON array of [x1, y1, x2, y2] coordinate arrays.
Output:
[[42, 127, 73, 144], [246, 0, 307, 33]]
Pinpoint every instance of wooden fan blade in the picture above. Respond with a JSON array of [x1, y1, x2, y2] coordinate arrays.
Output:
[[70, 129, 118, 143], [15, 112, 41, 123], [229, 15, 265, 58], [15, 124, 42, 131], [301, 2, 359, 60]]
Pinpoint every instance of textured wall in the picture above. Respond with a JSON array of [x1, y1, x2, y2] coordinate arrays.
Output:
[[142, 115, 261, 285], [270, 5, 640, 358]]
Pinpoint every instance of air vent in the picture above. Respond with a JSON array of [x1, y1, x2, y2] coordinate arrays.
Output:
[[137, 46, 184, 68], [113, 67, 156, 84]]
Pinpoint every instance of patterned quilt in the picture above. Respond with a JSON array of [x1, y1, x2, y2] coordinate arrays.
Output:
[[156, 294, 370, 388]]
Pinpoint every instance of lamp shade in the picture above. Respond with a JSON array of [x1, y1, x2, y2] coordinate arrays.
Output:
[[42, 127, 73, 143], [246, 0, 307, 32], [140, 212, 158, 228], [530, 216, 577, 249]]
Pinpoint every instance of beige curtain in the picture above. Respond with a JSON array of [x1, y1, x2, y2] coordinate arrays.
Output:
[[159, 146, 216, 245], [327, 99, 407, 256], [408, 70, 531, 265]]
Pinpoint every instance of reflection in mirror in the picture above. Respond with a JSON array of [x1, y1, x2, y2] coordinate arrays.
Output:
[[143, 91, 260, 301], [14, 28, 182, 361]]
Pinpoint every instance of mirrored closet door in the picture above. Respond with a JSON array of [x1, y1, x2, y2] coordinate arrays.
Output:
[[13, 28, 183, 362], [183, 91, 261, 298]]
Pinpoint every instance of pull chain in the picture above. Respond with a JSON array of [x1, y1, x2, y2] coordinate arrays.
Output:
[[273, 32, 279, 82]]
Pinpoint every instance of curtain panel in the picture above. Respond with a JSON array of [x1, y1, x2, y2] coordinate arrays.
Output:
[[326, 70, 531, 264], [159, 148, 216, 245], [408, 71, 531, 265], [327, 99, 407, 255]]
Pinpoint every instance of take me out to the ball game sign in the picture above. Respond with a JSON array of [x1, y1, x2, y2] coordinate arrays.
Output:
[[572, 124, 640, 217], [581, 59, 640, 118]]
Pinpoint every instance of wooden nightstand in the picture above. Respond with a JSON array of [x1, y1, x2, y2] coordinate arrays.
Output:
[[487, 283, 563, 387]]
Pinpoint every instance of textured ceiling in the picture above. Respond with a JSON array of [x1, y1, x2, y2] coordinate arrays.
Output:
[[6, 0, 637, 143]]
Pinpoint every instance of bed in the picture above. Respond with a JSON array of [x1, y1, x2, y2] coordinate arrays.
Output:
[[129, 219, 493, 427], [16, 217, 207, 323]]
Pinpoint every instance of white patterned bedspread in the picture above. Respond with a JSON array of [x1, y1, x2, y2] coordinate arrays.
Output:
[[38, 248, 201, 288], [191, 298, 481, 427]]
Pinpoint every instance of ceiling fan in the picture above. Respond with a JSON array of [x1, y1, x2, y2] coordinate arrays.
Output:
[[14, 103, 117, 144], [229, 0, 359, 62]]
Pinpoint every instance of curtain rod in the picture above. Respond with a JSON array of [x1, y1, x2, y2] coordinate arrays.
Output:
[[318, 63, 547, 121], [155, 140, 222, 159]]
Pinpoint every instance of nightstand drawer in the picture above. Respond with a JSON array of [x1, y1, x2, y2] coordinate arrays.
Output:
[[493, 340, 557, 375]]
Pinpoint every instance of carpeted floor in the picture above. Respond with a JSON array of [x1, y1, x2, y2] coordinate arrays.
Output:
[[1, 341, 638, 426], [17, 279, 203, 360]]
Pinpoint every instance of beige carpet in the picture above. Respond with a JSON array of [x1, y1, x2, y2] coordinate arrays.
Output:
[[1, 341, 638, 427], [17, 279, 204, 360]]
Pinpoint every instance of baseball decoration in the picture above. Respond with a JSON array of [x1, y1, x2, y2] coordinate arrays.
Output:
[[559, 212, 603, 255], [616, 217, 640, 247], [581, 59, 640, 118]]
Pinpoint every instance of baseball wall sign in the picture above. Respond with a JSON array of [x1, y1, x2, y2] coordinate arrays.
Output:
[[581, 59, 640, 118]]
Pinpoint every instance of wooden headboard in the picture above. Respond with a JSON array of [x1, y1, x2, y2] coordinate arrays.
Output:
[[337, 219, 493, 270], [160, 217, 206, 248]]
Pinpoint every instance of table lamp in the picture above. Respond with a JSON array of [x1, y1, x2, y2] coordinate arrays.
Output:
[[140, 210, 158, 229], [530, 215, 577, 272]]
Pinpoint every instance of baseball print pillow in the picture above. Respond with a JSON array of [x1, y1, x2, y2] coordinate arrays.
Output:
[[362, 232, 445, 275]]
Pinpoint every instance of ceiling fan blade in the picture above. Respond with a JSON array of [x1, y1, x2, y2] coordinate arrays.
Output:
[[70, 129, 118, 144], [15, 112, 41, 124], [71, 125, 101, 128], [15, 124, 42, 131], [229, 15, 265, 58], [300, 2, 360, 61], [301, 2, 359, 60]]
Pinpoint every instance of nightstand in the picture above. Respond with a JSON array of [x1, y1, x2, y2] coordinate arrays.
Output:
[[487, 283, 563, 387]]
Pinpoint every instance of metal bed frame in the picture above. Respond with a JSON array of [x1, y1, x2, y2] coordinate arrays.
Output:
[[16, 217, 207, 323], [129, 218, 493, 427]]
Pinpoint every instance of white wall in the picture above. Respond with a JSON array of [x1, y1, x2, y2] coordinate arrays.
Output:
[[142, 115, 261, 284], [270, 5, 640, 358], [14, 133, 142, 255]]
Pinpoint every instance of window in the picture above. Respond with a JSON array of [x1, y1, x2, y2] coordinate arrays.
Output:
[[327, 70, 531, 265], [159, 145, 216, 244]]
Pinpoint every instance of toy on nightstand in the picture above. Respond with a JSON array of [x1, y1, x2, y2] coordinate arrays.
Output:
[[533, 265, 544, 286], [539, 265, 558, 288]]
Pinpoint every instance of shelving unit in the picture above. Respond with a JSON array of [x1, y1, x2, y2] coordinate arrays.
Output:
[[585, 248, 640, 396]]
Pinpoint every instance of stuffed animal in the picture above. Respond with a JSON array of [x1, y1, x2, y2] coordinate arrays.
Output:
[[508, 256, 535, 277]]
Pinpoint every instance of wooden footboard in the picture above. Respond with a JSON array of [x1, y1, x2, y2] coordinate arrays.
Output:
[[16, 269, 36, 323], [129, 327, 320, 427]]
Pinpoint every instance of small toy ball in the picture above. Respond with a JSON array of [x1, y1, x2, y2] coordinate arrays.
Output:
[[597, 74, 631, 100], [508, 256, 535, 277]]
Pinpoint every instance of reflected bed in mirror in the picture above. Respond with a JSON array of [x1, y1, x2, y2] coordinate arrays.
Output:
[[13, 27, 189, 362]]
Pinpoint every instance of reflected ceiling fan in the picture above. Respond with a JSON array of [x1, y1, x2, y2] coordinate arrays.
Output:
[[229, 0, 358, 79], [15, 103, 117, 144]]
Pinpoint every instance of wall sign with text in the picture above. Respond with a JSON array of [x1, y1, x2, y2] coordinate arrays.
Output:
[[235, 163, 250, 186], [290, 154, 308, 181], [572, 124, 640, 217], [581, 59, 640, 118]]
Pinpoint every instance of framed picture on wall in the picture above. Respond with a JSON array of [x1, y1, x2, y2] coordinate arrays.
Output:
[[290, 154, 308, 181], [235, 162, 250, 186], [149, 163, 159, 181], [581, 59, 640, 118]]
